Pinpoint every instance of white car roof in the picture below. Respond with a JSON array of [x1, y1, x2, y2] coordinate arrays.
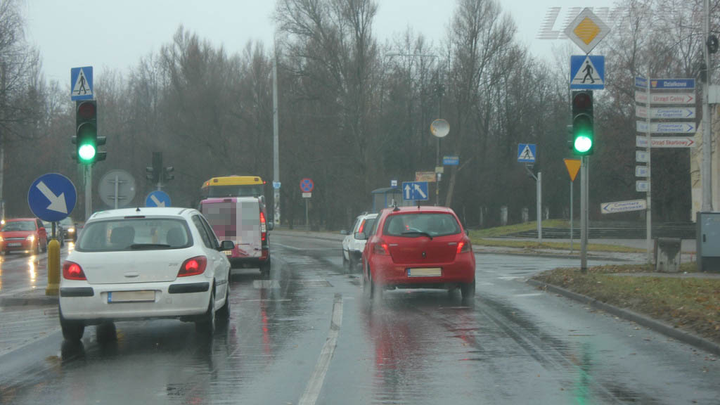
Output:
[[87, 207, 196, 222]]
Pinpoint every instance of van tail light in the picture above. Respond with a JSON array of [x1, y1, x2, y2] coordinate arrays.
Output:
[[358, 220, 365, 234], [62, 261, 87, 280], [457, 240, 472, 254], [372, 241, 389, 255], [178, 256, 207, 277], [260, 211, 267, 242]]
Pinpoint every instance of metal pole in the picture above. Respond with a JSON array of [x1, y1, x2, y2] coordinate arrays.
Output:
[[570, 180, 574, 253], [273, 51, 281, 226], [646, 68, 653, 264], [436, 137, 440, 206], [537, 171, 542, 242], [305, 199, 309, 231], [114, 174, 119, 209], [84, 165, 92, 221], [702, 0, 713, 212], [580, 156, 588, 272]]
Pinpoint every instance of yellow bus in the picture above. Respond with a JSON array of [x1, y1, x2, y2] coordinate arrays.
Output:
[[200, 175, 265, 199]]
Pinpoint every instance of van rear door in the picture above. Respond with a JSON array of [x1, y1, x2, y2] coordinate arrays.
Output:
[[236, 199, 262, 258]]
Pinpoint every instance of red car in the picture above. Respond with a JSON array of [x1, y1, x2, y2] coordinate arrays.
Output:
[[361, 206, 475, 303], [0, 218, 48, 255]]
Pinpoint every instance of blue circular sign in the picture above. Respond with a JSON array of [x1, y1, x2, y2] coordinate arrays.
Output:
[[145, 190, 171, 207], [300, 178, 314, 193], [27, 173, 77, 222]]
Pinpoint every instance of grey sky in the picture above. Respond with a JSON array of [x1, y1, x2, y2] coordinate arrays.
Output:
[[24, 0, 616, 86]]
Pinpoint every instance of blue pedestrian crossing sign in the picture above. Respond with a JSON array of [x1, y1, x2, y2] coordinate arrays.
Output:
[[70, 66, 93, 100], [402, 182, 429, 201], [570, 55, 604, 90], [146, 190, 171, 207], [517, 144, 536, 163], [27, 173, 77, 222]]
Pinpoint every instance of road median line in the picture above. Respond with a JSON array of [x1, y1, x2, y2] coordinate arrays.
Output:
[[527, 278, 720, 356]]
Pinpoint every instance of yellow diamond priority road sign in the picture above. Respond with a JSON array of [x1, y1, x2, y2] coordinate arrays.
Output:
[[564, 8, 610, 54]]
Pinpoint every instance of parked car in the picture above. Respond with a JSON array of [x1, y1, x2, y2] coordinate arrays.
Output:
[[42, 221, 65, 248], [0, 218, 48, 255], [60, 217, 77, 241], [341, 213, 377, 271], [361, 206, 475, 304], [58, 207, 235, 341]]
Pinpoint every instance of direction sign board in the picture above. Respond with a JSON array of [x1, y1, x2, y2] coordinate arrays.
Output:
[[402, 181, 429, 201], [517, 144, 536, 163], [635, 92, 695, 105], [636, 136, 696, 148], [70, 67, 93, 101], [99, 170, 136, 208], [564, 8, 611, 54], [636, 151, 649, 163], [636, 121, 696, 134], [391, 180, 398, 188], [635, 76, 648, 89], [300, 178, 314, 193], [635, 106, 695, 119], [443, 156, 459, 166], [651, 78, 695, 90], [146, 190, 171, 207], [636, 181, 650, 193], [302, 192, 312, 198], [635, 166, 649, 177], [601, 199, 647, 214], [28, 173, 77, 222], [570, 55, 605, 90], [415, 172, 436, 182], [563, 158, 581, 182]]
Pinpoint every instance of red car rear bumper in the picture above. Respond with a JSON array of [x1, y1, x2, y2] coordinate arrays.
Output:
[[368, 252, 475, 287]]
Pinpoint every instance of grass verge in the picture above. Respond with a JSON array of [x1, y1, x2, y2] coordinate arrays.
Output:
[[470, 219, 569, 238], [533, 265, 720, 344], [470, 238, 645, 253]]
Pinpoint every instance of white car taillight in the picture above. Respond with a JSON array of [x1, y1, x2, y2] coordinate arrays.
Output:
[[178, 256, 208, 277], [63, 261, 87, 280]]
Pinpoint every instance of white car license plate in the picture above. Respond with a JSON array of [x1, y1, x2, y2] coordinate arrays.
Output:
[[108, 290, 155, 303], [407, 268, 442, 277], [8, 243, 21, 247]]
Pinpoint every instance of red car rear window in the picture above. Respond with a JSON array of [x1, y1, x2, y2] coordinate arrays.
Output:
[[383, 213, 460, 237]]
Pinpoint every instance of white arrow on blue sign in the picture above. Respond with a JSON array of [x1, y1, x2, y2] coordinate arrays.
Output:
[[402, 181, 429, 201], [70, 66, 93, 101], [146, 190, 171, 207], [27, 173, 77, 222]]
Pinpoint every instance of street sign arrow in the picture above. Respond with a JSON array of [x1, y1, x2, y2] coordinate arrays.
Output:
[[636, 121, 696, 134], [36, 181, 68, 214], [27, 173, 77, 222], [601, 199, 647, 214], [414, 184, 427, 199], [404, 184, 411, 200], [636, 136, 696, 148], [635, 92, 695, 105], [636, 106, 696, 119]]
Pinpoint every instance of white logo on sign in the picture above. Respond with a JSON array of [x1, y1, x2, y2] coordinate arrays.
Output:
[[571, 57, 602, 86], [72, 69, 91, 96], [519, 145, 535, 161]]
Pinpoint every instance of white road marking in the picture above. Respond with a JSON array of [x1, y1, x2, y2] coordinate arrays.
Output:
[[298, 293, 343, 405], [273, 242, 337, 252], [513, 293, 544, 297]]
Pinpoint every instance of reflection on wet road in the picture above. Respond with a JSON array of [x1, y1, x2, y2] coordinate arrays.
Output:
[[0, 235, 718, 404]]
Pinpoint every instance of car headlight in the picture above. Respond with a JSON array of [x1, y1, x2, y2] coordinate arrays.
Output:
[[68, 227, 75, 233], [26, 235, 35, 242], [0, 236, 3, 242]]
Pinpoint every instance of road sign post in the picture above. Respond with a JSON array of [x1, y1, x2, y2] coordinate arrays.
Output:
[[580, 156, 589, 273], [564, 159, 581, 252], [300, 178, 314, 230], [518, 144, 541, 241]]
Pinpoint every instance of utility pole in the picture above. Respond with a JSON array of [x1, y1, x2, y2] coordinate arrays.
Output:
[[702, 0, 713, 212], [580, 156, 589, 272], [273, 50, 281, 226], [0, 62, 5, 222]]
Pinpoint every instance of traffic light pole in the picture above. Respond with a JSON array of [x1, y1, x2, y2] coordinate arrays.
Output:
[[84, 164, 92, 221], [580, 156, 588, 273], [273, 52, 281, 226]]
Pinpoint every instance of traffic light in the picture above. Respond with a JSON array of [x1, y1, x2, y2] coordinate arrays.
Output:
[[72, 100, 106, 164], [571, 91, 594, 155], [163, 166, 174, 182]]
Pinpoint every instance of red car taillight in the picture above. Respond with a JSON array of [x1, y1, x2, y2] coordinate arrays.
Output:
[[260, 211, 267, 242], [372, 241, 389, 255], [178, 256, 207, 277], [62, 261, 87, 280], [457, 240, 472, 254]]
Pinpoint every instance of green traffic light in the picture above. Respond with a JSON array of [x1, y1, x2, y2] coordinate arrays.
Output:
[[574, 134, 593, 153], [78, 144, 96, 162]]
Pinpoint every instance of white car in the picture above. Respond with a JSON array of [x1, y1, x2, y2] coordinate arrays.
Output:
[[341, 213, 377, 270], [58, 207, 234, 341]]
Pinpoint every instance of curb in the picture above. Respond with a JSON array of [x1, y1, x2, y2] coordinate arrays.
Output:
[[527, 278, 720, 357], [0, 295, 57, 308], [473, 249, 631, 262], [272, 231, 344, 243]]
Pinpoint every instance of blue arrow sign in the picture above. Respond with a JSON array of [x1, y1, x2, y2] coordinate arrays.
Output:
[[651, 78, 695, 90], [402, 182, 429, 201], [70, 66, 93, 101], [27, 173, 77, 222], [145, 190, 171, 207], [570, 55, 605, 90], [517, 144, 536, 163]]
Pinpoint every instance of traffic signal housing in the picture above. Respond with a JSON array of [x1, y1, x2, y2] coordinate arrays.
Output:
[[72, 100, 106, 164], [571, 91, 594, 156]]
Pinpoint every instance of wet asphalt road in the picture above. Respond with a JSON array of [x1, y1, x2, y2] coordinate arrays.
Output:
[[1, 234, 719, 405]]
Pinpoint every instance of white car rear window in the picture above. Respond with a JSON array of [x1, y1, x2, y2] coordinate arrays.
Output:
[[76, 218, 193, 252]]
